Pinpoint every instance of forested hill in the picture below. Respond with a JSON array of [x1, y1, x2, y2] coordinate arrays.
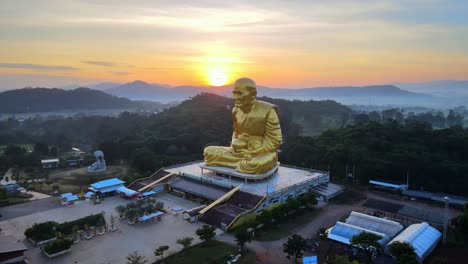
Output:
[[0, 87, 158, 113], [147, 93, 353, 140], [281, 122, 468, 195]]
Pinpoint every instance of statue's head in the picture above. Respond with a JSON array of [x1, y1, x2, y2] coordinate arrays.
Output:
[[233, 78, 256, 109]]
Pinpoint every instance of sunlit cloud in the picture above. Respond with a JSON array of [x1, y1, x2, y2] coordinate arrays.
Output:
[[0, 63, 78, 71], [82, 60, 117, 67], [0, 0, 467, 88], [110, 71, 133, 76]]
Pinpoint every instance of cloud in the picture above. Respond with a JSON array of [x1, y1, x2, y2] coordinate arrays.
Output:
[[109, 71, 132, 75], [82, 60, 117, 67], [0, 63, 78, 71]]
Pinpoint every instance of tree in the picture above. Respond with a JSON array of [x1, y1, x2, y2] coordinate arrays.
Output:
[[297, 192, 317, 209], [283, 234, 307, 263], [125, 251, 148, 264], [154, 245, 169, 260], [349, 232, 382, 263], [388, 241, 418, 264], [285, 197, 301, 216], [332, 255, 361, 264], [196, 224, 216, 242], [235, 228, 252, 253], [256, 210, 273, 228], [34, 142, 49, 156], [155, 201, 164, 211], [176, 237, 193, 251], [318, 227, 328, 240]]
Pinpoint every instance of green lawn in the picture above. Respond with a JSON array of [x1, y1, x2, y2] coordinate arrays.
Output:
[[162, 240, 256, 264], [255, 209, 321, 241]]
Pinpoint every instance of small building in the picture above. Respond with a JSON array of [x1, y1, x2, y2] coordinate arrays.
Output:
[[41, 158, 59, 169], [369, 180, 408, 190], [183, 205, 207, 222], [0, 235, 28, 264], [66, 159, 82, 167], [89, 178, 125, 194], [385, 222, 441, 263], [327, 211, 404, 246]]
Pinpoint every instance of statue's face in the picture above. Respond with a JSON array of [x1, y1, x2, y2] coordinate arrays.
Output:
[[233, 83, 254, 108]]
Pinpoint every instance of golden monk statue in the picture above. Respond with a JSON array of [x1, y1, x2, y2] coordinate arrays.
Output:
[[203, 78, 282, 174]]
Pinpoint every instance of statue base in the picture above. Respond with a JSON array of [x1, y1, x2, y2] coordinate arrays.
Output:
[[87, 167, 107, 173], [199, 163, 279, 180]]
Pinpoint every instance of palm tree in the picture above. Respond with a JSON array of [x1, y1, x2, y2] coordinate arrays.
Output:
[[176, 237, 194, 251], [125, 251, 148, 264], [154, 245, 169, 260]]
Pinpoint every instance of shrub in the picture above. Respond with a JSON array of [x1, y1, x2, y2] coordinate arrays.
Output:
[[43, 239, 73, 255], [25, 214, 105, 242], [24, 221, 59, 242], [57, 213, 105, 235]]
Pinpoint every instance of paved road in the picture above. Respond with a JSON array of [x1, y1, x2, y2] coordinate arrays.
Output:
[[0, 197, 58, 221]]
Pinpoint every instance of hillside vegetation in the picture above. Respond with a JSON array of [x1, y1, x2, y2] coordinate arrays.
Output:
[[0, 87, 164, 113]]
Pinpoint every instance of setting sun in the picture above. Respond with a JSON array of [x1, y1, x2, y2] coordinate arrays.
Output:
[[207, 66, 229, 86]]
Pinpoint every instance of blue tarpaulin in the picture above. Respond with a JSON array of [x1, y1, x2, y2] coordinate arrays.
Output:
[[85, 192, 94, 198], [90, 178, 125, 189], [61, 193, 73, 199], [66, 195, 79, 202], [302, 256, 317, 264], [138, 211, 164, 222], [142, 191, 156, 196], [117, 186, 138, 196]]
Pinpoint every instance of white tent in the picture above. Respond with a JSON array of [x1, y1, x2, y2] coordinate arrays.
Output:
[[346, 211, 404, 238], [328, 222, 390, 246], [385, 222, 441, 262]]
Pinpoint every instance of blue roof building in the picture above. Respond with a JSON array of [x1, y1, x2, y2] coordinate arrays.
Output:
[[90, 178, 125, 193]]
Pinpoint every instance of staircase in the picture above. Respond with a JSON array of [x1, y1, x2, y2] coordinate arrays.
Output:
[[199, 191, 264, 230]]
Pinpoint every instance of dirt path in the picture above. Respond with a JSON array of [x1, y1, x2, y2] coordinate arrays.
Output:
[[216, 203, 362, 264]]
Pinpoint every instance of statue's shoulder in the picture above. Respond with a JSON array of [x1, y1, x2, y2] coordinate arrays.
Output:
[[255, 100, 278, 113]]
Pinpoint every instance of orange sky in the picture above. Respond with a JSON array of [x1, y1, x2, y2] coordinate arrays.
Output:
[[0, 1, 467, 88]]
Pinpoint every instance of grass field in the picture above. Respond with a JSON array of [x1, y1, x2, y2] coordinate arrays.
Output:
[[162, 240, 256, 264], [24, 165, 130, 195]]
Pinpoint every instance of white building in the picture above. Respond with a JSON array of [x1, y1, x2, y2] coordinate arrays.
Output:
[[385, 222, 441, 263], [327, 211, 404, 246], [41, 158, 59, 169]]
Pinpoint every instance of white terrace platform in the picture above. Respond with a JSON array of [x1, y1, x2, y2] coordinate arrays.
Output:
[[165, 162, 328, 196]]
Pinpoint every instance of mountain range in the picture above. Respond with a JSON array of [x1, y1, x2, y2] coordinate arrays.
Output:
[[0, 87, 166, 113], [96, 80, 444, 107]]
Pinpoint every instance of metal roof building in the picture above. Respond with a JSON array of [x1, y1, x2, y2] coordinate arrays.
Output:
[[385, 222, 441, 262], [89, 178, 125, 193], [327, 211, 403, 246], [369, 180, 407, 190], [328, 222, 390, 246], [346, 211, 404, 238]]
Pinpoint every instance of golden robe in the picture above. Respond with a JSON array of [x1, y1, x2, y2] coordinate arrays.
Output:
[[203, 100, 282, 174]]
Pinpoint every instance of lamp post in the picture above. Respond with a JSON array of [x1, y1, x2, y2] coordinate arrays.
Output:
[[443, 196, 450, 243]]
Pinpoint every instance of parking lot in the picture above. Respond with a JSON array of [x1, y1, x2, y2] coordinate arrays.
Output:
[[0, 193, 213, 264]]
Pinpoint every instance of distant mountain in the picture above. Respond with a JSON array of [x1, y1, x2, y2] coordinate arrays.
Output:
[[395, 80, 468, 96], [60, 82, 122, 90], [88, 82, 122, 90], [103, 81, 442, 107], [104, 80, 207, 102], [0, 87, 164, 113]]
